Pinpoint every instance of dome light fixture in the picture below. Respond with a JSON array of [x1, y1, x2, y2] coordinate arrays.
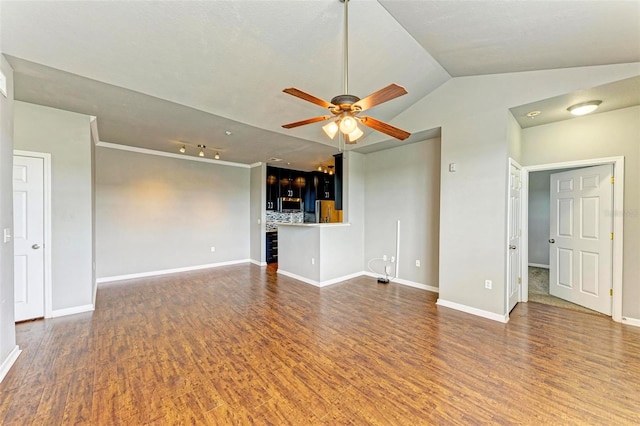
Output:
[[567, 100, 602, 116]]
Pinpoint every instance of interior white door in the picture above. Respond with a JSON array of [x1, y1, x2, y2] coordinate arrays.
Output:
[[507, 163, 521, 312], [549, 165, 613, 315], [13, 155, 45, 321]]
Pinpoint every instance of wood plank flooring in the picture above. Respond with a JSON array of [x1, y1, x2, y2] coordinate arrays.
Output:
[[1, 264, 639, 424]]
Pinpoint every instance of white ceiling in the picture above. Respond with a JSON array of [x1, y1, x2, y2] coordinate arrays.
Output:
[[2, 0, 639, 170]]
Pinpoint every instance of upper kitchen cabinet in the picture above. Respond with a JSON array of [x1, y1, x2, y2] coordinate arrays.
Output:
[[313, 172, 334, 201], [279, 168, 306, 199], [266, 166, 279, 210]]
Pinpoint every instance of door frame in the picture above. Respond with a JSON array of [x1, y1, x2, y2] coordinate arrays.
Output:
[[13, 150, 53, 319], [520, 156, 624, 322]]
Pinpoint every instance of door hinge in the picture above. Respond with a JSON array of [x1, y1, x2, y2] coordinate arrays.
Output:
[[518, 277, 522, 284], [610, 289, 613, 296], [611, 176, 615, 184], [611, 233, 614, 240]]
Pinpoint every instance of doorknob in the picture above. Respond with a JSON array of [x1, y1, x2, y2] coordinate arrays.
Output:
[[32, 244, 41, 250], [548, 239, 555, 244], [509, 245, 517, 250]]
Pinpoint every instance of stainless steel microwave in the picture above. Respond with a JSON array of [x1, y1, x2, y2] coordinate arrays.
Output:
[[278, 197, 303, 212]]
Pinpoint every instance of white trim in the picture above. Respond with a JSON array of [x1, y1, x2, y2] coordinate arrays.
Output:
[[89, 116, 99, 145], [0, 346, 21, 383], [250, 259, 267, 267], [96, 259, 250, 283], [13, 150, 53, 319], [96, 141, 250, 168], [621, 317, 640, 328], [51, 304, 94, 318], [277, 269, 363, 288], [361, 271, 439, 293], [521, 156, 624, 322], [250, 162, 263, 168], [436, 299, 510, 323], [528, 263, 549, 269]]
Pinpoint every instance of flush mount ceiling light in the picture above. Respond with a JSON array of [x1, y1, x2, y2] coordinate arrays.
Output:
[[281, 0, 410, 146], [526, 110, 541, 119], [225, 130, 232, 136], [567, 100, 602, 116]]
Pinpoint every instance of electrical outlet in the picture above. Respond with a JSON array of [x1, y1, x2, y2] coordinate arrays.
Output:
[[210, 246, 216, 252], [383, 254, 388, 261], [415, 260, 420, 267], [485, 280, 492, 289], [391, 256, 395, 263], [311, 258, 315, 265], [384, 265, 391, 274]]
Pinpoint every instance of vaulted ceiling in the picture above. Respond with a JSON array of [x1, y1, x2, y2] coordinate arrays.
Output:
[[2, 1, 639, 170]]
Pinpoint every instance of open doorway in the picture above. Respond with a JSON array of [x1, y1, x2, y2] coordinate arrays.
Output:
[[521, 156, 624, 322]]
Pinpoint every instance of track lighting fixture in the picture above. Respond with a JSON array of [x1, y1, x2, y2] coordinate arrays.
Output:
[[214, 152, 220, 160], [198, 145, 205, 157], [179, 145, 186, 153]]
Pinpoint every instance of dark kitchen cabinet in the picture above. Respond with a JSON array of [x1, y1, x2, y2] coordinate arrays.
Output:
[[266, 231, 278, 264], [279, 168, 306, 199], [313, 172, 334, 201], [266, 166, 278, 210]]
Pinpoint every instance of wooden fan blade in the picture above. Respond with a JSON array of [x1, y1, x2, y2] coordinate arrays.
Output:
[[353, 84, 407, 111], [283, 88, 335, 109], [359, 116, 411, 140], [282, 115, 332, 129]]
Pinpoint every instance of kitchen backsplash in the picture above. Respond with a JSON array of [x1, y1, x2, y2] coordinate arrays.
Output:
[[266, 211, 304, 231]]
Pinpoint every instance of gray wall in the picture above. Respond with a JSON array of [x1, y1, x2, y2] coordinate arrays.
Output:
[[250, 163, 265, 264], [522, 106, 640, 319], [95, 146, 250, 277], [528, 170, 552, 266], [14, 101, 93, 312], [0, 55, 16, 370], [363, 138, 440, 287], [389, 63, 638, 317]]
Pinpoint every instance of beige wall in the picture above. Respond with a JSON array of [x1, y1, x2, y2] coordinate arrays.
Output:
[[14, 101, 93, 312], [0, 55, 17, 371], [363, 137, 441, 287], [95, 146, 250, 278], [522, 106, 640, 319], [390, 63, 639, 318]]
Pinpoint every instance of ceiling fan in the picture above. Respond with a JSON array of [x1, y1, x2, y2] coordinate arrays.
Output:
[[281, 0, 411, 144]]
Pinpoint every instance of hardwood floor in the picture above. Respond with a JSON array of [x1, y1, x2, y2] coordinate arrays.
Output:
[[1, 264, 639, 424]]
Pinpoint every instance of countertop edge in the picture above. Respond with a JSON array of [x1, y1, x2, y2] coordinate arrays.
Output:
[[276, 222, 351, 228]]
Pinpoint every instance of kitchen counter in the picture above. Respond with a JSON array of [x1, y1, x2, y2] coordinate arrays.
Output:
[[278, 222, 349, 227]]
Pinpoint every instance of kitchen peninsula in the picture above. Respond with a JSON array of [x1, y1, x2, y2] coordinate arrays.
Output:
[[277, 221, 358, 287]]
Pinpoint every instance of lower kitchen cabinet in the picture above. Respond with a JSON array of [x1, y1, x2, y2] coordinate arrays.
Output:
[[266, 231, 278, 264]]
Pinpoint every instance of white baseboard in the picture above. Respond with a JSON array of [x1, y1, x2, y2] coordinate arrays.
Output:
[[436, 298, 509, 323], [96, 259, 250, 283], [0, 345, 21, 383], [528, 263, 549, 269], [51, 304, 95, 318], [250, 259, 267, 266], [277, 269, 363, 288], [622, 317, 640, 328], [361, 272, 439, 293]]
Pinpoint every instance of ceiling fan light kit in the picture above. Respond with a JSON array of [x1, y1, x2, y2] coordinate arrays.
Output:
[[282, 0, 411, 145]]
